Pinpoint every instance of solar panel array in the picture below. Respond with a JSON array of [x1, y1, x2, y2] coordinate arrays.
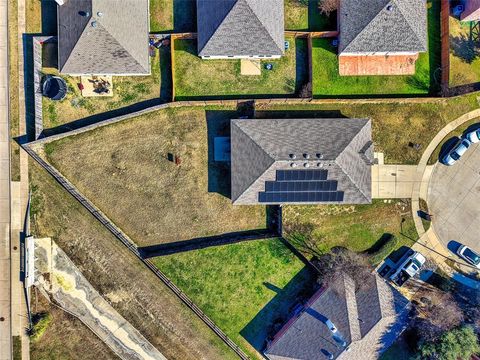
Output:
[[258, 169, 344, 203]]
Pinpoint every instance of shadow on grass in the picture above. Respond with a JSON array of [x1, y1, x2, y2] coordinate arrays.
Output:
[[159, 46, 173, 102], [240, 266, 317, 353], [173, 0, 196, 33], [295, 37, 309, 93], [308, 3, 336, 31], [255, 109, 346, 119], [427, 0, 441, 94], [366, 233, 394, 254]]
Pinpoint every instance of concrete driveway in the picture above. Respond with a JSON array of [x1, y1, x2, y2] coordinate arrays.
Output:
[[428, 142, 480, 259]]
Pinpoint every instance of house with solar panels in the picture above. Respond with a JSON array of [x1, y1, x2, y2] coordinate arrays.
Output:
[[196, 0, 284, 59], [338, 0, 427, 76], [230, 118, 373, 205]]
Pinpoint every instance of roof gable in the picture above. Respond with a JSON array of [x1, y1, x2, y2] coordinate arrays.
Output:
[[197, 0, 284, 57], [339, 0, 427, 54], [58, 0, 149, 74]]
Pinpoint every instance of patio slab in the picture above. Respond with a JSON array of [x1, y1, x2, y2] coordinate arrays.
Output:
[[240, 59, 261, 76], [81, 75, 113, 97]]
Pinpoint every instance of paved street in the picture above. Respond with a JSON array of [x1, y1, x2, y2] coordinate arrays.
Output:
[[428, 142, 480, 260], [0, 0, 10, 357]]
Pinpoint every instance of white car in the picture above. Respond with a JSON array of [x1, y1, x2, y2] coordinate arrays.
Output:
[[442, 138, 471, 166], [465, 128, 480, 143], [457, 245, 480, 268]]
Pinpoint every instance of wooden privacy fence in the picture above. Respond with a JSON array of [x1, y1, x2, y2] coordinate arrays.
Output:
[[22, 145, 250, 360]]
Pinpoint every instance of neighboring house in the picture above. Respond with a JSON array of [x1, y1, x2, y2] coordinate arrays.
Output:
[[56, 0, 150, 75], [265, 273, 410, 360], [338, 0, 428, 76], [196, 0, 284, 59], [461, 0, 480, 22], [230, 118, 373, 205]]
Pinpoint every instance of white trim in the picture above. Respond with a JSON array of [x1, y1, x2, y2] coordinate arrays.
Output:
[[201, 55, 281, 60], [340, 51, 418, 56]]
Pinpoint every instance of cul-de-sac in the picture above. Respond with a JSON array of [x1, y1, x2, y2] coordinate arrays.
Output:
[[4, 1, 480, 360]]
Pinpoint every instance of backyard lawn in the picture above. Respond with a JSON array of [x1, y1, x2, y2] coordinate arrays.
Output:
[[173, 37, 308, 99], [152, 238, 315, 359], [150, 0, 196, 33], [43, 107, 267, 246], [42, 47, 171, 129], [284, 0, 336, 31], [312, 0, 440, 97], [283, 200, 418, 263], [449, 16, 480, 87]]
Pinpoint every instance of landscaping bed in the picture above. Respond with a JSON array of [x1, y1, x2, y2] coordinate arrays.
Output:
[[152, 238, 315, 359], [172, 37, 307, 99], [43, 107, 267, 246], [312, 0, 440, 97], [42, 47, 170, 129], [283, 200, 418, 263], [449, 16, 480, 87]]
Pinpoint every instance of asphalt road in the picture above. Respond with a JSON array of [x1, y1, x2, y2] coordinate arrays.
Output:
[[428, 142, 480, 265]]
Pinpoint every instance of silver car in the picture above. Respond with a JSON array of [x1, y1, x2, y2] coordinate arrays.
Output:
[[465, 128, 480, 143], [442, 138, 471, 166], [457, 245, 480, 268]]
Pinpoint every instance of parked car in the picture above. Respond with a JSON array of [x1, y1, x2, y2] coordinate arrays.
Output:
[[442, 138, 471, 166], [389, 251, 426, 287], [457, 245, 480, 268], [465, 128, 480, 143]]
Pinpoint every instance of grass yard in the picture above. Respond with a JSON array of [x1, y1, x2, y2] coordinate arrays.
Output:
[[25, 0, 41, 33], [43, 107, 267, 246], [256, 93, 480, 165], [173, 37, 308, 99], [449, 17, 480, 87], [284, 0, 336, 31], [312, 0, 440, 97], [30, 291, 118, 360], [152, 238, 315, 359], [150, 0, 196, 33], [283, 200, 418, 262], [42, 47, 171, 129], [30, 159, 238, 360]]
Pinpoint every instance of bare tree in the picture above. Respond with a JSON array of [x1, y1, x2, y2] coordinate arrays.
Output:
[[318, 0, 338, 15], [313, 247, 373, 291], [284, 222, 326, 258]]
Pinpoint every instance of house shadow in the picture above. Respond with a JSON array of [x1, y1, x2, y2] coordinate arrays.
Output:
[[41, 0, 57, 36], [240, 266, 317, 353], [159, 46, 173, 102], [308, 3, 336, 31], [173, 0, 196, 33], [295, 37, 309, 94]]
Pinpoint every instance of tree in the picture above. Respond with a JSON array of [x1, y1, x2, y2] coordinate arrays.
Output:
[[284, 222, 326, 259], [417, 326, 480, 360], [313, 247, 373, 291], [318, 0, 337, 15], [412, 285, 463, 344]]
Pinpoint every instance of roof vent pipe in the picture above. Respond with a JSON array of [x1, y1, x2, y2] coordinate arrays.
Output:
[[289, 154, 296, 159], [290, 163, 297, 168], [303, 153, 310, 159], [304, 163, 310, 168]]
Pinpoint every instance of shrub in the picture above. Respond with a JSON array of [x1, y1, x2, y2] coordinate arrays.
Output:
[[29, 312, 52, 342]]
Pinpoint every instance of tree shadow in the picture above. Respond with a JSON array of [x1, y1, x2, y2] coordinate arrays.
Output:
[[173, 0, 196, 33], [365, 233, 394, 254], [240, 266, 317, 353], [450, 23, 480, 64]]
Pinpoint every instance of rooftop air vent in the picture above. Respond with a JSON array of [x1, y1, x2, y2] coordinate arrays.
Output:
[[97, 11, 103, 17], [290, 163, 297, 168], [79, 10, 90, 17], [91, 21, 97, 27], [289, 154, 296, 159], [304, 163, 310, 168], [316, 153, 323, 159], [386, 4, 393, 11], [317, 163, 323, 167], [303, 153, 310, 159]]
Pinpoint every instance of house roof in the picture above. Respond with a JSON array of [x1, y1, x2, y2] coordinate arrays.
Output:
[[265, 274, 410, 360], [230, 118, 373, 205], [339, 0, 428, 54], [57, 0, 149, 75], [196, 0, 284, 57], [461, 0, 480, 22]]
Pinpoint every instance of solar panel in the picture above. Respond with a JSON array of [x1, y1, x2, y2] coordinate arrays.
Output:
[[264, 180, 338, 193], [258, 191, 345, 203], [276, 170, 328, 182]]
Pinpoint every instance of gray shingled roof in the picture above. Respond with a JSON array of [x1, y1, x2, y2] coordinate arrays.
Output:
[[230, 118, 373, 205], [265, 274, 410, 360], [196, 0, 284, 57], [57, 0, 149, 75], [339, 0, 428, 54]]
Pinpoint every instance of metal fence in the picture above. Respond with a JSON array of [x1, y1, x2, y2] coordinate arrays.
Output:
[[22, 144, 250, 360]]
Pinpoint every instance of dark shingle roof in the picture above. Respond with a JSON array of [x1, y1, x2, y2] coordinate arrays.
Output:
[[57, 0, 149, 75], [339, 0, 427, 54], [230, 118, 373, 205], [265, 274, 410, 360], [196, 0, 284, 57]]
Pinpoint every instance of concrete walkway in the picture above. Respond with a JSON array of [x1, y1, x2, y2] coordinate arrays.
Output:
[[35, 238, 167, 360], [0, 0, 10, 356], [411, 109, 480, 264], [372, 165, 420, 198]]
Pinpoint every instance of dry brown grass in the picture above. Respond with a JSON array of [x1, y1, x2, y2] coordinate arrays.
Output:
[[30, 158, 238, 360], [25, 0, 41, 33], [30, 291, 118, 360], [43, 107, 266, 246]]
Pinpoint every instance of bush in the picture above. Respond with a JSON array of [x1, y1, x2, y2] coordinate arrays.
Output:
[[29, 312, 52, 342]]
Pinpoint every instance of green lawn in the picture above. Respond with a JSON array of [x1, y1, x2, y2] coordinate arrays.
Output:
[[449, 17, 480, 87], [150, 0, 196, 33], [150, 0, 173, 32], [283, 200, 418, 262], [152, 238, 315, 359], [312, 0, 440, 97], [284, 0, 336, 31], [173, 37, 308, 99]]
